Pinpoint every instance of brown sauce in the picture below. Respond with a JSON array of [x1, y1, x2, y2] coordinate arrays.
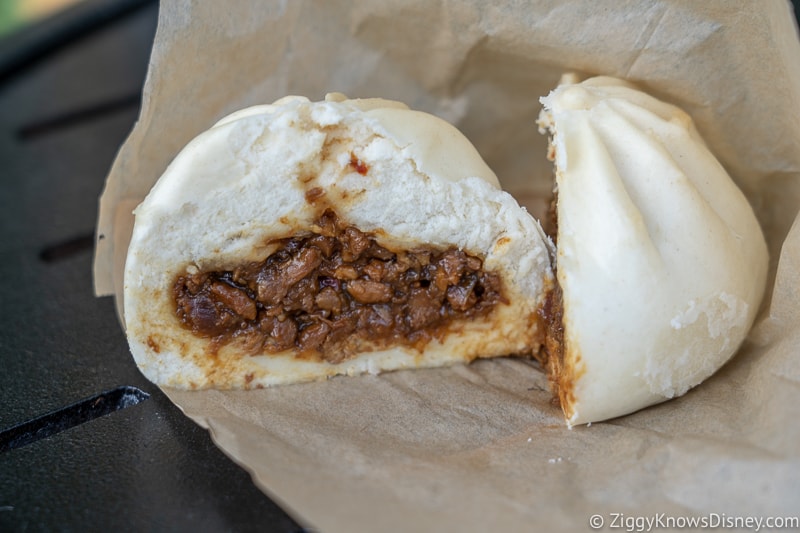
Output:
[[173, 210, 506, 363], [536, 280, 563, 369], [534, 183, 569, 409]]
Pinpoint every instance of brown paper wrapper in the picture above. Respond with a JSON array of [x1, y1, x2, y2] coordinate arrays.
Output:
[[94, 1, 800, 530]]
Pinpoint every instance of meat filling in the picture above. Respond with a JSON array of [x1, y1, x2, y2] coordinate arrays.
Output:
[[535, 182, 567, 406], [173, 210, 506, 363]]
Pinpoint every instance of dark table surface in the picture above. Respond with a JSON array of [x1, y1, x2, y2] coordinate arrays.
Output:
[[0, 1, 302, 530]]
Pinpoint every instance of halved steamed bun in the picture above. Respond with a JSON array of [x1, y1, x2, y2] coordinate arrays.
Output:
[[123, 94, 554, 389], [537, 76, 769, 425], [123, 79, 768, 426]]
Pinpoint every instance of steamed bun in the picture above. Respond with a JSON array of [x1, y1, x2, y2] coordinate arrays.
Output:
[[123, 94, 554, 389], [538, 75, 768, 426]]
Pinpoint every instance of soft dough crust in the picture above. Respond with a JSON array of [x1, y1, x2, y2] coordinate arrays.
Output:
[[124, 94, 554, 389], [539, 76, 769, 426]]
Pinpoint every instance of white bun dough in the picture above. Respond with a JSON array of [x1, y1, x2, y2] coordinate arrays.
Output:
[[124, 94, 554, 389], [539, 76, 768, 426]]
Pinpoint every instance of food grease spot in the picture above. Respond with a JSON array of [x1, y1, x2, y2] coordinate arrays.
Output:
[[349, 152, 368, 175], [147, 336, 161, 353], [305, 186, 325, 203]]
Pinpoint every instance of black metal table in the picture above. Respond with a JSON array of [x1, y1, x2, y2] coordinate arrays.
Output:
[[0, 1, 301, 530]]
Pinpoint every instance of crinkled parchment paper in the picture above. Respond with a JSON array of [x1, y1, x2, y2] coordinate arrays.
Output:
[[94, 1, 800, 530]]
